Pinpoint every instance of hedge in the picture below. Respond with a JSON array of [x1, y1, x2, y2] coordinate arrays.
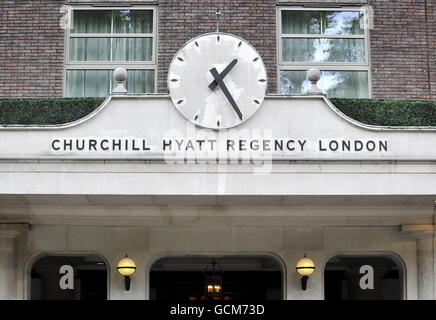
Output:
[[0, 98, 105, 125], [0, 97, 435, 126], [330, 98, 436, 127]]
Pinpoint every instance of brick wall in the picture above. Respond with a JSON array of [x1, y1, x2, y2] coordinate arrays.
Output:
[[427, 0, 436, 99], [0, 0, 64, 97], [369, 0, 434, 99], [0, 0, 434, 99], [157, 0, 277, 94]]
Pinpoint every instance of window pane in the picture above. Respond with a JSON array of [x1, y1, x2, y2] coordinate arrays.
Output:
[[282, 11, 322, 34], [85, 70, 112, 97], [113, 10, 153, 33], [66, 70, 85, 97], [282, 38, 365, 63], [69, 38, 111, 61], [66, 70, 111, 97], [72, 10, 153, 34], [280, 70, 368, 98], [112, 38, 153, 61], [280, 70, 308, 96], [114, 70, 155, 94], [70, 38, 152, 62], [67, 70, 155, 97], [72, 10, 112, 33], [282, 11, 363, 35], [129, 70, 155, 93]]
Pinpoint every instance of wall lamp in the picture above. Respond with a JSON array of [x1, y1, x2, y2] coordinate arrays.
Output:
[[296, 254, 315, 291], [117, 254, 136, 291]]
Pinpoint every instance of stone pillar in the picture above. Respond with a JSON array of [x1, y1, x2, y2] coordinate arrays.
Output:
[[402, 224, 436, 300], [417, 236, 435, 299], [0, 224, 30, 300]]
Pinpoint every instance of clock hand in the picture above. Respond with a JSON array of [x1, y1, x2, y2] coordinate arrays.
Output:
[[209, 67, 243, 121], [208, 59, 238, 91]]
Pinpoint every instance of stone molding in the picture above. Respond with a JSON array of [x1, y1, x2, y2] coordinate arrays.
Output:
[[401, 225, 435, 239], [0, 224, 30, 239]]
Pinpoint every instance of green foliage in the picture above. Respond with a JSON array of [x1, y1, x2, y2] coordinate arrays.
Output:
[[330, 98, 436, 127], [0, 97, 435, 127], [0, 98, 105, 125]]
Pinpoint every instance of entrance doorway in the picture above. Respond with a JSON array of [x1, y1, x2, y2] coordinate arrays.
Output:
[[324, 255, 404, 300], [30, 255, 108, 300], [150, 256, 283, 300]]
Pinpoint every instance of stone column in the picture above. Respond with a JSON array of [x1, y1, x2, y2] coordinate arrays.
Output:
[[0, 224, 30, 300], [417, 236, 435, 299], [402, 224, 436, 300]]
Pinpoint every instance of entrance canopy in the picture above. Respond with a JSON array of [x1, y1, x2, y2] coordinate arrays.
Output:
[[0, 95, 435, 226]]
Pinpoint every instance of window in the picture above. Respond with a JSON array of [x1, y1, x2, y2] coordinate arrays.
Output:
[[65, 7, 156, 97], [278, 8, 370, 98]]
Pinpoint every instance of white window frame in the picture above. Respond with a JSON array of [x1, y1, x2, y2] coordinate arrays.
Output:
[[63, 5, 158, 96], [277, 6, 371, 97]]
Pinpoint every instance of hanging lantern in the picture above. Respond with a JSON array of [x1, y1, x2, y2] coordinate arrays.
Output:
[[204, 258, 224, 299]]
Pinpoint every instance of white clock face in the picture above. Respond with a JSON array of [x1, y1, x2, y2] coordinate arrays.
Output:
[[168, 33, 267, 129]]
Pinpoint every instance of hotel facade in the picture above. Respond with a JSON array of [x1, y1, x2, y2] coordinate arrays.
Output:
[[0, 0, 436, 300]]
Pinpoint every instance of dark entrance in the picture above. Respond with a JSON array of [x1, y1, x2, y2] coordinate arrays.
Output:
[[150, 256, 283, 300], [30, 255, 107, 300], [324, 255, 403, 300]]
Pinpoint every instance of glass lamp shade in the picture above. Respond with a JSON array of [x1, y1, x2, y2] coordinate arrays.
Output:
[[296, 255, 315, 276], [117, 255, 136, 276]]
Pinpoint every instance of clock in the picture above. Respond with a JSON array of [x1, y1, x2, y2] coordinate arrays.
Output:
[[168, 33, 267, 129]]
